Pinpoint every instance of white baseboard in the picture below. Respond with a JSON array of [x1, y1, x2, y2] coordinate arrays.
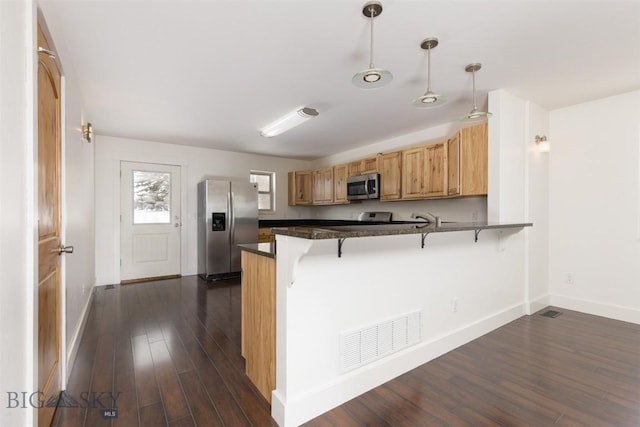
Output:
[[65, 289, 95, 381], [272, 303, 525, 427], [550, 294, 640, 325], [526, 294, 551, 315]]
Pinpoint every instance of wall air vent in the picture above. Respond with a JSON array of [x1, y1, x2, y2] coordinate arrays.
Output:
[[339, 310, 421, 373]]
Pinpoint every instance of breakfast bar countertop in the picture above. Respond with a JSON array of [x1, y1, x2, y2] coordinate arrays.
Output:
[[271, 221, 533, 240]]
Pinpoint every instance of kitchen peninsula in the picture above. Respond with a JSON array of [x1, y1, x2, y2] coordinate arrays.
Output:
[[240, 220, 532, 427]]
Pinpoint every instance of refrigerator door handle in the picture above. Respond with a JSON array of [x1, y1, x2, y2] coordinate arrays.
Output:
[[229, 191, 236, 244]]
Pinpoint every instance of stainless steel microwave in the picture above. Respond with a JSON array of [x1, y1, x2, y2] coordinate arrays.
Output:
[[346, 173, 380, 200]]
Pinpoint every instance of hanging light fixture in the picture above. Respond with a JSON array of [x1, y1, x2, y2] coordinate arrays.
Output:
[[460, 63, 492, 122], [352, 1, 393, 89], [412, 37, 446, 108]]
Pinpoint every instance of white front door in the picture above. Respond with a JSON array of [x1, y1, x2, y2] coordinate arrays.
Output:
[[120, 161, 181, 282]]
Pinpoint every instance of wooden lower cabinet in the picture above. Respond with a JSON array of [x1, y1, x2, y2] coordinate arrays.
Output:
[[258, 227, 274, 243], [241, 251, 276, 403]]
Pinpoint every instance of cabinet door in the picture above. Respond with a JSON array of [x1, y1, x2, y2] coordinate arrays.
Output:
[[313, 167, 334, 204], [258, 227, 274, 243], [333, 164, 349, 204], [379, 152, 401, 200], [361, 157, 379, 174], [460, 123, 488, 196], [447, 133, 461, 196], [425, 142, 447, 197], [401, 147, 426, 199], [288, 171, 311, 206], [348, 160, 362, 177]]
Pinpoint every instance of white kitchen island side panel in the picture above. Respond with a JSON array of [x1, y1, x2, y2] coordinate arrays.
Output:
[[272, 229, 528, 427]]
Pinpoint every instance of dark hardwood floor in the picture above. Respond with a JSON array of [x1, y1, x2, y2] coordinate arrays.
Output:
[[53, 276, 640, 426]]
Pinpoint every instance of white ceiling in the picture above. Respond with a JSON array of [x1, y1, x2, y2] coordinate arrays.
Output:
[[41, 0, 640, 160]]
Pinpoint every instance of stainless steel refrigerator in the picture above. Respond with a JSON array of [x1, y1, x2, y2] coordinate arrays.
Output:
[[197, 179, 258, 280]]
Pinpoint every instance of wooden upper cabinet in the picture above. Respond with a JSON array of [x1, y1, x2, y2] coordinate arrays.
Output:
[[313, 167, 334, 204], [348, 156, 378, 177], [401, 142, 447, 199], [288, 171, 312, 205], [447, 133, 461, 196], [333, 164, 349, 204], [424, 142, 447, 197], [378, 152, 402, 201], [460, 123, 488, 196], [401, 147, 426, 199]]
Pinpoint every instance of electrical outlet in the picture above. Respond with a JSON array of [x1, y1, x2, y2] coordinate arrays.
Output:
[[451, 298, 459, 313], [565, 273, 574, 284], [471, 211, 479, 222]]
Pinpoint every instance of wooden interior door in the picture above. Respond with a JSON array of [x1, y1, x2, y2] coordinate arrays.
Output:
[[37, 23, 62, 427]]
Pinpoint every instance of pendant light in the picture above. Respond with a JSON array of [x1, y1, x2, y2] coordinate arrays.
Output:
[[412, 37, 446, 108], [460, 63, 492, 122], [352, 1, 393, 89]]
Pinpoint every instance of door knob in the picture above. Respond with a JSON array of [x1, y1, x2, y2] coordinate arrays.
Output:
[[56, 245, 74, 255]]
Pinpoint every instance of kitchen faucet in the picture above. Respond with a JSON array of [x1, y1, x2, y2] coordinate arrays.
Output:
[[413, 212, 442, 227]]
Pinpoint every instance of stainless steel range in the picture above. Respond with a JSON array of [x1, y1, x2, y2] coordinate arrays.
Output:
[[357, 211, 393, 223]]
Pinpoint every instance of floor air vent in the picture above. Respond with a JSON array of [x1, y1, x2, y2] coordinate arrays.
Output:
[[540, 309, 562, 318], [104, 284, 115, 290], [340, 311, 421, 373]]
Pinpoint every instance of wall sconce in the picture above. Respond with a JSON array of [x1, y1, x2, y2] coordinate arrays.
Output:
[[535, 135, 550, 152], [82, 123, 93, 143]]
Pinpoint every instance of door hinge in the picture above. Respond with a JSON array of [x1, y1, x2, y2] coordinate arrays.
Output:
[[120, 259, 122, 266]]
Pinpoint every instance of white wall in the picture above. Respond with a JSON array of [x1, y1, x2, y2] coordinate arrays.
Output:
[[0, 1, 37, 425], [549, 90, 640, 323], [527, 102, 550, 312], [488, 90, 551, 314], [94, 136, 312, 285]]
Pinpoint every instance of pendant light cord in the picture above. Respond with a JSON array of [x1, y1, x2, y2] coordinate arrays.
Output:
[[369, 6, 375, 68]]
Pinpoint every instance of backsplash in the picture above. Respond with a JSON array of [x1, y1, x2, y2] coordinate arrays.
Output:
[[309, 196, 488, 222]]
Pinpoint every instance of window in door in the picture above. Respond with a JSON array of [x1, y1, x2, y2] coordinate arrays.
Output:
[[133, 170, 171, 224], [250, 170, 275, 212]]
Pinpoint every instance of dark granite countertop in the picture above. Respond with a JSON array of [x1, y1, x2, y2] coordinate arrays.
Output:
[[259, 219, 422, 228], [271, 222, 532, 240], [237, 242, 276, 258]]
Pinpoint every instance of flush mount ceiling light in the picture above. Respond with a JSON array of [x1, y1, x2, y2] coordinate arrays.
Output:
[[259, 107, 319, 138], [412, 37, 446, 108], [352, 1, 393, 89], [460, 63, 492, 123]]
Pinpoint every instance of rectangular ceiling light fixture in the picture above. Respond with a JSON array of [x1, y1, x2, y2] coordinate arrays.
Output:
[[259, 107, 319, 138]]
